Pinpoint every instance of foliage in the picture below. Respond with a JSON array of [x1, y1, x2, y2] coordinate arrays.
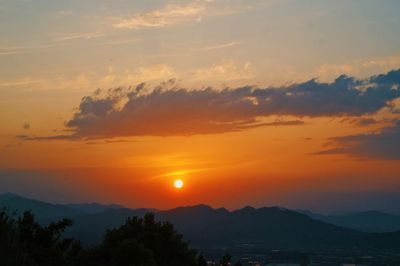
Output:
[[0, 210, 201, 266], [197, 254, 207, 266], [219, 253, 231, 266], [90, 213, 198, 266], [0, 209, 80, 266]]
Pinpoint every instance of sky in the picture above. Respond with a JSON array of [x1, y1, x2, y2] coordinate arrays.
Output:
[[1, 0, 400, 212]]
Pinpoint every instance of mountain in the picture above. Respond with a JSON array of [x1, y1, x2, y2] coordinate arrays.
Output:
[[296, 209, 326, 220], [0, 193, 83, 223], [65, 202, 125, 214], [68, 204, 400, 249], [0, 193, 151, 243], [2, 193, 400, 250], [66, 208, 150, 244], [300, 210, 400, 233], [156, 205, 364, 249], [0, 192, 18, 202]]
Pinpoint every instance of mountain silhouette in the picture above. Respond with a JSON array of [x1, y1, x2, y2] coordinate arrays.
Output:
[[65, 202, 125, 214], [2, 193, 400, 250], [156, 205, 363, 249], [0, 193, 82, 223], [299, 209, 400, 233]]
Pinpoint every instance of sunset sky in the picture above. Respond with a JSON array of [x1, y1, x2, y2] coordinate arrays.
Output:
[[1, 0, 400, 212]]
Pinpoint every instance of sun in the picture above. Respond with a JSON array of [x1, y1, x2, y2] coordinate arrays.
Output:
[[174, 179, 184, 189]]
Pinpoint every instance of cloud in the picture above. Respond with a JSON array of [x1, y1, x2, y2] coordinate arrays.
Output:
[[100, 38, 141, 46], [193, 59, 256, 81], [52, 32, 105, 42], [0, 65, 176, 92], [101, 65, 177, 85], [317, 54, 400, 82], [316, 120, 400, 160], [0, 78, 47, 87], [0, 43, 58, 57], [21, 69, 400, 139], [355, 118, 378, 126], [113, 1, 207, 29], [336, 117, 381, 126], [64, 81, 304, 138], [16, 134, 72, 141], [197, 41, 240, 51], [111, 0, 253, 30]]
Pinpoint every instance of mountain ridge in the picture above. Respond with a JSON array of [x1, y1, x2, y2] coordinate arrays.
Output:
[[2, 193, 400, 250], [298, 209, 400, 233]]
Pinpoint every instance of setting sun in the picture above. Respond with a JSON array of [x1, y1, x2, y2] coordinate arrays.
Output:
[[2, 1, 400, 264], [174, 179, 184, 189]]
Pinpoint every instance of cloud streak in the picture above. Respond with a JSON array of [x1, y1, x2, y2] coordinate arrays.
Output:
[[193, 59, 255, 81], [111, 0, 250, 30], [198, 41, 240, 51], [113, 1, 206, 29], [317, 54, 400, 82], [52, 32, 105, 42], [316, 120, 400, 160]]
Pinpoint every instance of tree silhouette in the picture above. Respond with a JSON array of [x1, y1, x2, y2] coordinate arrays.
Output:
[[0, 210, 206, 266], [0, 210, 80, 266], [233, 261, 242, 266], [197, 254, 208, 266], [220, 253, 231, 266], [92, 213, 198, 266]]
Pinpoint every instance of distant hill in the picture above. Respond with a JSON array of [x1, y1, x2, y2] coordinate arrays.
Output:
[[156, 205, 364, 249], [65, 202, 125, 214], [299, 209, 400, 233], [0, 193, 83, 223], [2, 193, 400, 250], [66, 208, 150, 244], [296, 209, 326, 220]]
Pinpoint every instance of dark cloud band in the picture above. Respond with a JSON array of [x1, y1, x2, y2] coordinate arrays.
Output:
[[66, 70, 400, 138], [19, 69, 400, 139], [316, 120, 400, 160]]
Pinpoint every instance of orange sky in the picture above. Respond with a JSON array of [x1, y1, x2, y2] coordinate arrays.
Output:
[[1, 0, 400, 212], [2, 114, 399, 211]]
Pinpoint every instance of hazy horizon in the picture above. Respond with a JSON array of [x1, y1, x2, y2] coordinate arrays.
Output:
[[2, 190, 400, 215]]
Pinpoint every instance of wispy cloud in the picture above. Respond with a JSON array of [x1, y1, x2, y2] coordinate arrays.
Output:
[[0, 65, 176, 92], [0, 50, 25, 56], [101, 65, 177, 85], [52, 32, 106, 42], [100, 38, 141, 46], [111, 0, 250, 30], [0, 78, 50, 87], [317, 53, 400, 82], [16, 134, 73, 141], [0, 43, 58, 57], [113, 1, 206, 29], [197, 41, 240, 51], [1, 31, 110, 57], [193, 59, 256, 81]]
